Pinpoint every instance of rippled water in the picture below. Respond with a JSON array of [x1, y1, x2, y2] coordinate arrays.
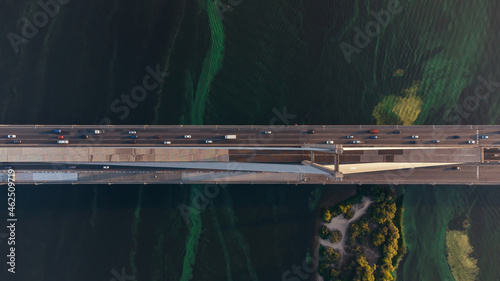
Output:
[[2, 0, 500, 280]]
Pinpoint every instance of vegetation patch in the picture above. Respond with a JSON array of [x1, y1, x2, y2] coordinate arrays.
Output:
[[445, 230, 479, 281], [317, 187, 404, 281]]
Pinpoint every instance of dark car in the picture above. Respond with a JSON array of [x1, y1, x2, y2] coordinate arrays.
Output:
[[453, 166, 461, 170], [155, 135, 161, 139], [130, 140, 137, 144], [453, 135, 461, 139], [82, 135, 89, 139], [308, 130, 315, 134], [394, 130, 401, 134], [370, 136, 378, 139], [130, 135, 138, 139], [410, 140, 417, 144]]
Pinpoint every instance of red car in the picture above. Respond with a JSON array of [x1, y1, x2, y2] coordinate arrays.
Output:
[[369, 129, 379, 134], [155, 135, 161, 139], [58, 136, 64, 139]]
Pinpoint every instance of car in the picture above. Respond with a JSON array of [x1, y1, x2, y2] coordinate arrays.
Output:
[[82, 135, 89, 139], [184, 135, 192, 139], [94, 130, 101, 134], [432, 140, 440, 143], [326, 140, 334, 144], [54, 129, 61, 133], [347, 135, 354, 139], [3, 166, 12, 170], [467, 140, 476, 144], [57, 140, 69, 144], [13, 140, 21, 144], [68, 165, 77, 169], [130, 140, 137, 144], [128, 131, 136, 134], [264, 131, 272, 134], [308, 130, 315, 134], [7, 135, 16, 138], [481, 135, 489, 139], [394, 130, 401, 134], [453, 166, 461, 170], [58, 136, 64, 139], [369, 129, 378, 133], [370, 136, 378, 139], [453, 135, 461, 139], [410, 140, 417, 144], [155, 135, 161, 139], [411, 135, 419, 139], [130, 135, 138, 139], [163, 141, 171, 145], [103, 166, 109, 169], [205, 140, 213, 144], [352, 140, 361, 144]]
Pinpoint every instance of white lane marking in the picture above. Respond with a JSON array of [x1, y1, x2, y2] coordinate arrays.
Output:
[[477, 165, 479, 180]]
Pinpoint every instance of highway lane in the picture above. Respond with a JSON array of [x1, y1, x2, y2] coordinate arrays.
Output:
[[0, 125, 499, 147]]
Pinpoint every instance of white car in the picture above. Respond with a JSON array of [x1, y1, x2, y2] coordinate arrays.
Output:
[[326, 140, 334, 144], [467, 140, 476, 144], [481, 135, 489, 139], [347, 135, 353, 139], [128, 131, 136, 134], [57, 140, 69, 144], [94, 130, 101, 134], [7, 135, 16, 139], [103, 166, 109, 169], [184, 135, 192, 139], [411, 135, 419, 139], [163, 141, 171, 145], [205, 140, 213, 144], [264, 131, 272, 134], [352, 140, 361, 144], [432, 140, 440, 143]]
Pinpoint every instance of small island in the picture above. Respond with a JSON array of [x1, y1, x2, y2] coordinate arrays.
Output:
[[315, 186, 405, 281]]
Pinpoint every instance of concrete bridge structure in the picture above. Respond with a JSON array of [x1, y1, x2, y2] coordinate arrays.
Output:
[[1, 124, 499, 185]]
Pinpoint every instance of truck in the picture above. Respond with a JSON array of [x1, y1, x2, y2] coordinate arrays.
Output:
[[225, 135, 237, 139]]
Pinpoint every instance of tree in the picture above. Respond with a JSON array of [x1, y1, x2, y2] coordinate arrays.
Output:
[[320, 225, 331, 240], [321, 208, 333, 223], [330, 230, 342, 244], [319, 245, 341, 264], [344, 207, 355, 220]]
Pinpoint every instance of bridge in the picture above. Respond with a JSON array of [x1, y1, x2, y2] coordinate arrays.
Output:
[[1, 125, 499, 185]]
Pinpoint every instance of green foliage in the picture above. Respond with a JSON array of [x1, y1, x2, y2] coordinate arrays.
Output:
[[353, 254, 375, 281], [320, 225, 331, 240], [344, 207, 355, 220], [371, 226, 387, 247], [330, 230, 342, 244], [321, 208, 333, 223], [371, 200, 396, 224], [319, 245, 341, 264]]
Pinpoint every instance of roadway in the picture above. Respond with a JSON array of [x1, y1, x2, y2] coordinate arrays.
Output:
[[0, 125, 499, 147]]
